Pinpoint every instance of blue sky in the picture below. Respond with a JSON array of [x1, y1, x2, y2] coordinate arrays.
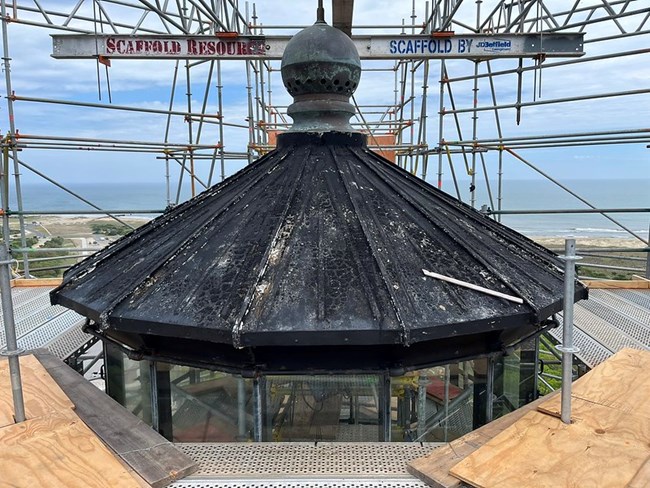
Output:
[[2, 0, 649, 194]]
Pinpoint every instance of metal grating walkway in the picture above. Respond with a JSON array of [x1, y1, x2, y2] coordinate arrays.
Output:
[[172, 481, 430, 488], [0, 285, 92, 360], [173, 443, 438, 487], [548, 289, 650, 368]]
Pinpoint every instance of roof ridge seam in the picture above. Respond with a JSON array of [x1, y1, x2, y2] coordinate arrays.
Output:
[[232, 145, 311, 348], [95, 149, 291, 331], [353, 147, 537, 313], [332, 145, 411, 345]]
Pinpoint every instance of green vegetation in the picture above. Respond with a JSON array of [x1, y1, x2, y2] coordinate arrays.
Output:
[[17, 236, 78, 278], [538, 339, 562, 395], [10, 236, 38, 248], [545, 246, 647, 280], [91, 222, 131, 236], [578, 268, 630, 280]]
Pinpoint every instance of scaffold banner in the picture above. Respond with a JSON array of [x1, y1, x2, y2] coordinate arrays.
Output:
[[52, 33, 584, 60]]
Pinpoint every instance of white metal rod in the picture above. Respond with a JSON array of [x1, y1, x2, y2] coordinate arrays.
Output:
[[422, 269, 524, 304]]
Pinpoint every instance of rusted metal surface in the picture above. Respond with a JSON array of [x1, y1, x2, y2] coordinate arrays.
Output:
[[51, 131, 586, 374]]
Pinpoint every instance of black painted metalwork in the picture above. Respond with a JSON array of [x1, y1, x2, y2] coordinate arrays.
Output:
[[51, 130, 586, 374]]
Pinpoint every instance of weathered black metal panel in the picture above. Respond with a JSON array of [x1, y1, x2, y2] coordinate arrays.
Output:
[[52, 132, 586, 373]]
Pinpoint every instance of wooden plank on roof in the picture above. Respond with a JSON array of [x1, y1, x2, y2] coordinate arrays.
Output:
[[35, 351, 197, 488], [0, 354, 74, 428], [11, 278, 63, 287], [538, 348, 650, 421], [406, 390, 559, 488], [450, 398, 650, 488], [584, 279, 650, 289], [0, 411, 143, 487], [407, 434, 483, 488]]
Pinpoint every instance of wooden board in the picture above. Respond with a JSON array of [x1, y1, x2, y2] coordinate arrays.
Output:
[[583, 279, 650, 289], [11, 278, 63, 287], [450, 398, 650, 488], [0, 412, 143, 487], [538, 348, 650, 420], [35, 351, 197, 488], [0, 354, 74, 428], [408, 433, 486, 488], [406, 390, 560, 488]]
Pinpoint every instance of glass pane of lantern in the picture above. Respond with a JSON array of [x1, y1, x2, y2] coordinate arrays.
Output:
[[265, 375, 382, 442]]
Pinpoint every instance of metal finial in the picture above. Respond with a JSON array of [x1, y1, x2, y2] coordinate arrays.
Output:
[[280, 19, 361, 132], [316, 0, 325, 23]]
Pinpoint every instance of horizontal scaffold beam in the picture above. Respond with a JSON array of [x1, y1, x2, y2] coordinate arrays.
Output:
[[51, 33, 584, 60]]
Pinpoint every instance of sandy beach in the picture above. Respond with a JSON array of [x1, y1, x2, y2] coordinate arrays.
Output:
[[532, 236, 644, 250], [4, 215, 647, 280], [12, 215, 647, 251]]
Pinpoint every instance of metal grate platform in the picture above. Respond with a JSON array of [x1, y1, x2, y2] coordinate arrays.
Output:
[[177, 442, 438, 478], [0, 285, 92, 360], [549, 289, 650, 368], [173, 443, 438, 487], [613, 290, 650, 310], [548, 321, 612, 369], [172, 480, 429, 487], [590, 290, 650, 327]]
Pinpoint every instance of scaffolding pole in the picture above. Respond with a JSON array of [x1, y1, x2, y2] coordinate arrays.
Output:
[[558, 238, 580, 424]]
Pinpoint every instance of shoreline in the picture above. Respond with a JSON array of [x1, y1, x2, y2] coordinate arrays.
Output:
[[532, 236, 645, 249], [11, 215, 647, 250]]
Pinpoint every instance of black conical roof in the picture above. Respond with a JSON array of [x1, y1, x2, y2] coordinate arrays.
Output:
[[51, 132, 586, 374]]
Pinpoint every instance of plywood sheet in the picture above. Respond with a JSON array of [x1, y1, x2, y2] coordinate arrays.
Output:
[[408, 433, 486, 488], [0, 412, 143, 488], [0, 354, 74, 428], [36, 351, 197, 487], [406, 391, 559, 488], [450, 398, 650, 488], [538, 348, 650, 420], [584, 280, 650, 289]]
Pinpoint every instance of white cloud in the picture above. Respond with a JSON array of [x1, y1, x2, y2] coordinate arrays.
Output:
[[1, 0, 648, 188]]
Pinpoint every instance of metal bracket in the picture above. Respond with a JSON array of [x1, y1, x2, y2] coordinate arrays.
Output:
[[556, 344, 580, 354], [559, 255, 583, 261], [0, 346, 25, 357]]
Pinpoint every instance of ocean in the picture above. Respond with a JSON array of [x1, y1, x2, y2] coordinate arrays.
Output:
[[8, 178, 650, 239]]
